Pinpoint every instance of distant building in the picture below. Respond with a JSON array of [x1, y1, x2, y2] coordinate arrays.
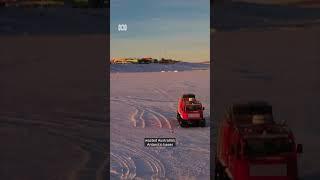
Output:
[[139, 57, 153, 64], [111, 58, 128, 64], [111, 57, 179, 64], [126, 58, 139, 64], [159, 58, 179, 64]]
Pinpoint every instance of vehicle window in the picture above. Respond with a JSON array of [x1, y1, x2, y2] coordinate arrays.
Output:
[[234, 106, 272, 115], [245, 138, 293, 156], [183, 94, 195, 98], [186, 105, 201, 111], [233, 114, 273, 125]]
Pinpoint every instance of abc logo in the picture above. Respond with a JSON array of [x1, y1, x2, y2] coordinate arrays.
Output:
[[118, 24, 127, 31]]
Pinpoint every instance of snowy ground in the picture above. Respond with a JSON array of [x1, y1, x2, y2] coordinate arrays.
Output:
[[111, 62, 209, 73], [110, 64, 210, 179]]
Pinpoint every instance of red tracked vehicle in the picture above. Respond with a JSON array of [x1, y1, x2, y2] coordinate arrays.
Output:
[[177, 94, 205, 127], [215, 101, 303, 180]]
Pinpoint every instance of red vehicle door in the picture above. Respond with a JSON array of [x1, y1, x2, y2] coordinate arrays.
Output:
[[178, 98, 184, 114]]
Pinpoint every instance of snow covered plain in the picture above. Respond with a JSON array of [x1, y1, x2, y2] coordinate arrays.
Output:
[[110, 63, 210, 179], [111, 62, 209, 73]]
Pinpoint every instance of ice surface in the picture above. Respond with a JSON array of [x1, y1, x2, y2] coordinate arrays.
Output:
[[110, 64, 210, 179]]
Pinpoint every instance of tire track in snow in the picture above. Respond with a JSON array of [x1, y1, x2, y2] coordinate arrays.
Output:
[[113, 99, 146, 128], [130, 107, 147, 128], [156, 88, 177, 111], [139, 110, 146, 128], [111, 142, 166, 179], [110, 152, 136, 179], [150, 113, 162, 128], [110, 153, 130, 179], [124, 95, 177, 125], [124, 96, 174, 103], [145, 107, 172, 130], [130, 108, 138, 127], [157, 88, 172, 100], [124, 92, 175, 130], [153, 87, 176, 106], [111, 97, 175, 130]]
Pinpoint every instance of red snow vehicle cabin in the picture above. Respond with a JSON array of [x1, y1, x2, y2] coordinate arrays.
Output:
[[215, 101, 303, 180], [177, 94, 205, 127]]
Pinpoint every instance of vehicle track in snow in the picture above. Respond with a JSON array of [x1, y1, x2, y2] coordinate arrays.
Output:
[[153, 86, 179, 110], [111, 142, 166, 179], [110, 70, 210, 179], [124, 95, 174, 103], [153, 88, 172, 101], [110, 152, 136, 179], [111, 97, 174, 130]]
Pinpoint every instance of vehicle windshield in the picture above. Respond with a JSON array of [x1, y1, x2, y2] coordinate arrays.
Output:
[[234, 114, 273, 125], [183, 94, 195, 98], [234, 105, 272, 115], [186, 105, 202, 111], [244, 138, 293, 157], [232, 105, 273, 125]]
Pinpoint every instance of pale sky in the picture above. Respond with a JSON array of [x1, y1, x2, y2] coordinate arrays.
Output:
[[110, 0, 210, 62]]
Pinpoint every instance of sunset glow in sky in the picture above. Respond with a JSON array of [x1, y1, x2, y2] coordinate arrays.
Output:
[[110, 0, 210, 62]]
